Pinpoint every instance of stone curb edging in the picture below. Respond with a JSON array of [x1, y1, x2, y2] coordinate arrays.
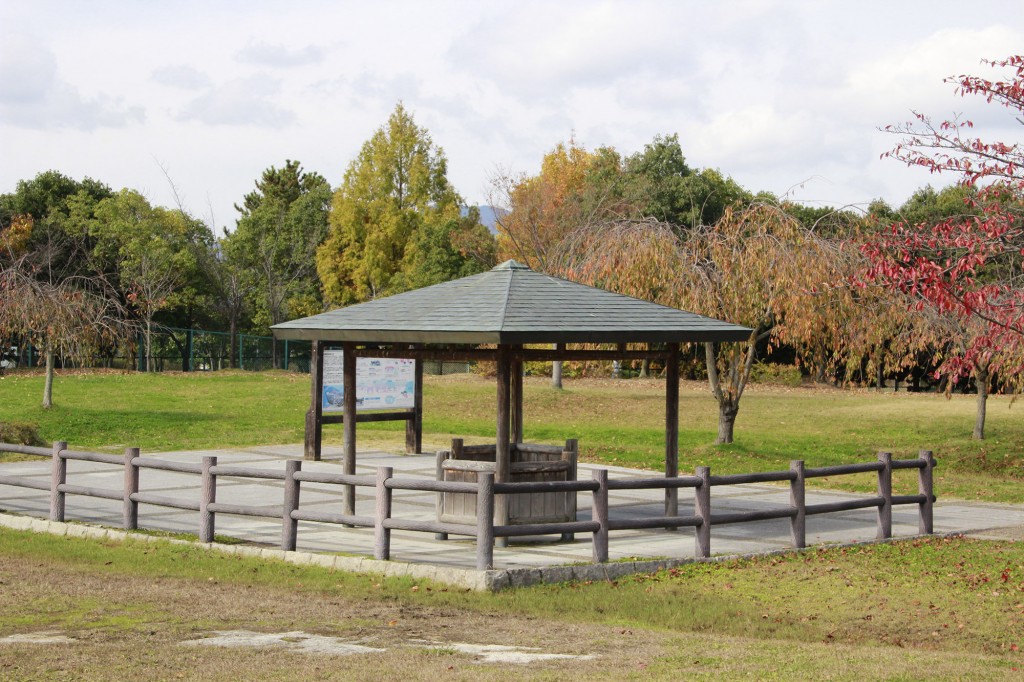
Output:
[[0, 512, 956, 592]]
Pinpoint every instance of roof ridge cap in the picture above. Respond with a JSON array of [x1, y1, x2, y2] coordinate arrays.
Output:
[[496, 267, 514, 331]]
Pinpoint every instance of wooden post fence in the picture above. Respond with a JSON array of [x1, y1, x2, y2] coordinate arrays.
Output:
[[49, 440, 67, 522], [282, 459, 301, 551], [123, 447, 140, 530], [476, 471, 495, 570], [0, 439, 942, 572], [434, 447, 451, 541], [877, 451, 893, 540], [789, 459, 805, 549], [695, 465, 711, 558], [592, 469, 609, 563], [374, 466, 393, 561], [918, 449, 935, 535], [200, 455, 217, 543]]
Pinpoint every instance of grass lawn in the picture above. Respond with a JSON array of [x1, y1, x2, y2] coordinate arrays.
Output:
[[0, 528, 1022, 680], [0, 369, 1021, 502]]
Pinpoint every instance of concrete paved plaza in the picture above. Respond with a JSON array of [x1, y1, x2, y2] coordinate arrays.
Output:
[[2, 445, 1023, 571]]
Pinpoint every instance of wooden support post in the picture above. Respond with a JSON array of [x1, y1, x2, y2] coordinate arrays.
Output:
[[123, 447, 139, 530], [510, 358, 524, 444], [435, 448, 450, 540], [476, 472, 495, 570], [495, 345, 511, 548], [877, 451, 893, 540], [282, 459, 301, 551], [303, 340, 324, 461], [918, 450, 934, 535], [374, 466, 393, 561], [200, 455, 217, 543], [49, 440, 67, 522], [592, 469, 609, 563], [342, 343, 357, 517], [665, 343, 680, 524], [789, 460, 805, 549], [405, 358, 424, 454], [695, 465, 711, 559]]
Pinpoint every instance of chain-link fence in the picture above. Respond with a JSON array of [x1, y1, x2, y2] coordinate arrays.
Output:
[[2, 328, 474, 376], [2, 327, 313, 374]]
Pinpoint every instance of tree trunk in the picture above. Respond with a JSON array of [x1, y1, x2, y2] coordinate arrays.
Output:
[[42, 349, 55, 409], [639, 358, 650, 378], [551, 344, 562, 389], [716, 399, 739, 444], [973, 364, 989, 440], [229, 318, 238, 369], [144, 319, 153, 372]]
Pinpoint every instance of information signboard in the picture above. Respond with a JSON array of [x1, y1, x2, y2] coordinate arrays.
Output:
[[321, 350, 416, 411]]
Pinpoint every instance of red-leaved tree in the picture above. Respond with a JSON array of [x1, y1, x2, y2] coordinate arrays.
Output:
[[862, 56, 1024, 438]]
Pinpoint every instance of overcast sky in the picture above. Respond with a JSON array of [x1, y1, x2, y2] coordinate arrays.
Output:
[[1, 0, 1021, 232]]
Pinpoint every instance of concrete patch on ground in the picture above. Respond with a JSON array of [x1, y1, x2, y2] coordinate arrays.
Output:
[[428, 641, 596, 664], [179, 631, 594, 664], [0, 631, 76, 644], [180, 630, 385, 656]]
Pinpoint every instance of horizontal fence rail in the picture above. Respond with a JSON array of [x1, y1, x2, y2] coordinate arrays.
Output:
[[0, 442, 936, 571]]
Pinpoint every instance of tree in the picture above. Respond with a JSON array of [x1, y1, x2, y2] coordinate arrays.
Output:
[[390, 206, 496, 292], [317, 104, 462, 305], [862, 55, 1024, 438], [559, 204, 833, 443], [491, 138, 632, 271], [86, 190, 203, 371], [230, 160, 331, 333], [0, 172, 131, 405], [0, 254, 132, 406], [623, 134, 750, 231], [194, 236, 253, 369]]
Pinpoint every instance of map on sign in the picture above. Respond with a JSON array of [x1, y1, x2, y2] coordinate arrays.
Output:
[[321, 350, 415, 412]]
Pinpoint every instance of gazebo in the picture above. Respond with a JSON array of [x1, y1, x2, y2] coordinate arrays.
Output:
[[272, 260, 751, 533]]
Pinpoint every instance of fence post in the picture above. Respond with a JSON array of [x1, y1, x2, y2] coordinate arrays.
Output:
[[200, 456, 217, 543], [49, 440, 68, 522], [563, 438, 579, 542], [281, 460, 301, 551], [476, 472, 495, 571], [695, 465, 711, 559], [374, 466, 393, 561], [789, 460, 805, 549], [592, 469, 609, 563], [877, 451, 893, 540], [918, 450, 935, 535], [435, 449, 449, 540], [123, 447, 140, 530]]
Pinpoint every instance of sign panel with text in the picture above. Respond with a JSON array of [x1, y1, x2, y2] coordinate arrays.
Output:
[[321, 350, 416, 412]]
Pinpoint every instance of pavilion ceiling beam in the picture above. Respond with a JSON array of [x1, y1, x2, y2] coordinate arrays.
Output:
[[351, 346, 669, 362]]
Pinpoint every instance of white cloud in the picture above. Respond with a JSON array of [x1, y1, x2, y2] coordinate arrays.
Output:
[[0, 33, 144, 130], [176, 75, 295, 127], [152, 65, 212, 90], [237, 42, 324, 68]]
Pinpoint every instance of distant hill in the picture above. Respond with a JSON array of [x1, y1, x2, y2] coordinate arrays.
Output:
[[462, 205, 505, 235]]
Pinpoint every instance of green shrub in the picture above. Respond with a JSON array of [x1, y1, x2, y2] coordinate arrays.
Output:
[[749, 362, 803, 387], [0, 421, 44, 446]]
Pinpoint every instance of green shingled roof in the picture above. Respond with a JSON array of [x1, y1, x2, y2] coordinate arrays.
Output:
[[271, 260, 752, 344]]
